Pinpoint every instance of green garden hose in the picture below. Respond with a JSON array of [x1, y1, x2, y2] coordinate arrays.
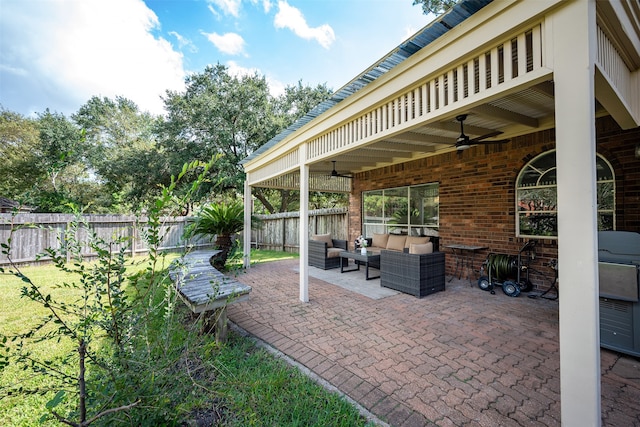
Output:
[[487, 254, 516, 280]]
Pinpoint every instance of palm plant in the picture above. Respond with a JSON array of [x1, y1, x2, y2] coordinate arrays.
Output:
[[186, 201, 247, 269]]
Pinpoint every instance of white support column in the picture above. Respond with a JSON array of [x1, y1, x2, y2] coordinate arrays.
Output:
[[553, 1, 600, 426], [243, 180, 252, 269], [299, 145, 309, 303]]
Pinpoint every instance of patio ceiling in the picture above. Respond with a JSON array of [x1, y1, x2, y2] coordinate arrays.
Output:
[[310, 81, 560, 178], [259, 79, 567, 192]]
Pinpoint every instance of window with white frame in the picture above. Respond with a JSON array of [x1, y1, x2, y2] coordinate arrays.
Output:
[[516, 150, 615, 238], [362, 183, 439, 237]]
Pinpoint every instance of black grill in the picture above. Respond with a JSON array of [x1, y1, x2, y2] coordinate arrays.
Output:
[[598, 231, 640, 357]]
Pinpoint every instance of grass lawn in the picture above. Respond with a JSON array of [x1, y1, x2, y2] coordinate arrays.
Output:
[[1, 249, 373, 426]]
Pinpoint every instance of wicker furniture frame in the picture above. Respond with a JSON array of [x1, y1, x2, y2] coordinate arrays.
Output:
[[308, 238, 348, 270], [380, 250, 446, 297]]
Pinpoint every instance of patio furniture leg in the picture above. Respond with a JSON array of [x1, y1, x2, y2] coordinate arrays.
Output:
[[341, 259, 360, 273], [365, 262, 380, 280]]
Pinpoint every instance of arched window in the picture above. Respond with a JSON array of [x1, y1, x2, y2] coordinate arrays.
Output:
[[515, 150, 615, 238]]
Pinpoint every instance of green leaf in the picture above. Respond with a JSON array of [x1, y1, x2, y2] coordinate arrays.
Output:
[[45, 390, 66, 409]]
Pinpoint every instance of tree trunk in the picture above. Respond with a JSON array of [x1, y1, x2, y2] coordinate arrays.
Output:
[[211, 233, 233, 269]]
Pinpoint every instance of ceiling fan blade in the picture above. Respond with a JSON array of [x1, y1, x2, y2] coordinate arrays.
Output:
[[474, 138, 510, 145], [455, 114, 509, 151], [329, 161, 352, 178], [470, 131, 503, 142]]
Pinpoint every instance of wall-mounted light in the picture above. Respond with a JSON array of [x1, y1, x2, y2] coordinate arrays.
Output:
[[636, 144, 640, 160]]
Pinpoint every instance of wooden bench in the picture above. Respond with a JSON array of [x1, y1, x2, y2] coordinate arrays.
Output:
[[169, 250, 252, 342]]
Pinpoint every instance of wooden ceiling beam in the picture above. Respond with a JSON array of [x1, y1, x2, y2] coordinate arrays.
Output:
[[371, 140, 438, 153], [470, 104, 539, 128], [430, 121, 495, 136]]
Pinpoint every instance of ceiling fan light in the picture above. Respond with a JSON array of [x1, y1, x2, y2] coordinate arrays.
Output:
[[457, 144, 471, 151]]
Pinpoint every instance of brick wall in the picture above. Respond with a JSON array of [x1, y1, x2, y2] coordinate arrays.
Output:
[[597, 116, 640, 231], [349, 116, 640, 291]]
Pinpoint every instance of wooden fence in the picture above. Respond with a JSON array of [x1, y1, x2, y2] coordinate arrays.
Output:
[[0, 214, 213, 266], [0, 208, 349, 265], [252, 208, 348, 252]]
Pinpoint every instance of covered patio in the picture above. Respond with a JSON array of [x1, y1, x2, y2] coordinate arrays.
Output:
[[240, 0, 640, 424], [228, 260, 640, 426]]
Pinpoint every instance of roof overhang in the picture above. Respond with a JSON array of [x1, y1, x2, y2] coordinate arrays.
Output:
[[242, 0, 640, 192]]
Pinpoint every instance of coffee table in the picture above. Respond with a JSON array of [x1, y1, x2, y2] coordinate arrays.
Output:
[[339, 250, 381, 280]]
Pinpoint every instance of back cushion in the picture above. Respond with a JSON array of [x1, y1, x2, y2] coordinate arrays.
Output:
[[312, 233, 333, 248], [386, 234, 407, 251], [372, 233, 389, 248], [409, 242, 433, 254], [404, 236, 430, 248]]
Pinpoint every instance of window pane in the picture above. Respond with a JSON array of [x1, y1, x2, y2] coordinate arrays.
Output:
[[517, 188, 557, 212], [516, 150, 614, 238], [518, 213, 557, 236], [517, 151, 556, 187], [596, 157, 614, 181], [518, 165, 541, 187], [363, 184, 439, 237], [597, 182, 614, 210], [363, 190, 384, 224], [410, 185, 439, 226], [385, 188, 409, 230], [598, 213, 614, 231], [363, 224, 386, 237]]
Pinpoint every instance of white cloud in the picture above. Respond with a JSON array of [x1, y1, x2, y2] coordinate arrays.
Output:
[[0, 64, 28, 77], [169, 31, 198, 53], [226, 61, 284, 97], [0, 0, 186, 115], [274, 1, 335, 49], [262, 0, 273, 14], [207, 0, 242, 18], [226, 60, 258, 78], [203, 32, 247, 56]]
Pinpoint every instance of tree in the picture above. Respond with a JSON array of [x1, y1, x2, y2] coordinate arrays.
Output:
[[186, 200, 247, 269], [273, 80, 333, 125], [27, 109, 90, 212], [412, 0, 458, 15], [158, 65, 338, 214], [0, 106, 102, 212], [159, 64, 278, 204], [73, 96, 164, 211], [0, 107, 42, 200]]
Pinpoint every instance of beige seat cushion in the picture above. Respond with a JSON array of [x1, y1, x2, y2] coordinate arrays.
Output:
[[404, 236, 430, 248], [409, 242, 433, 254], [327, 248, 344, 258], [312, 233, 333, 248], [386, 234, 407, 251], [371, 233, 389, 248]]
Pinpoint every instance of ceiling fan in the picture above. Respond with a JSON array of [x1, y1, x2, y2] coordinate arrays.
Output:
[[455, 114, 510, 151], [329, 161, 352, 178]]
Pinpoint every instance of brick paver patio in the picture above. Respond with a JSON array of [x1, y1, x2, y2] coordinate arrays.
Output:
[[227, 259, 640, 427]]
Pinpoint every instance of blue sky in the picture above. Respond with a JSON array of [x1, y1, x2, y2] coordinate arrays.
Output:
[[0, 0, 434, 117]]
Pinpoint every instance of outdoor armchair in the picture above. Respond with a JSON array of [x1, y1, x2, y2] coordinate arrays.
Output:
[[309, 234, 348, 270]]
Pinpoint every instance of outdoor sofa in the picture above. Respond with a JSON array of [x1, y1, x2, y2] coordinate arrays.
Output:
[[309, 234, 348, 270], [354, 233, 439, 272], [361, 233, 440, 253]]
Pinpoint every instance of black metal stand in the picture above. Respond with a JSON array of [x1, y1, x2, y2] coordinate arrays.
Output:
[[529, 259, 559, 300]]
